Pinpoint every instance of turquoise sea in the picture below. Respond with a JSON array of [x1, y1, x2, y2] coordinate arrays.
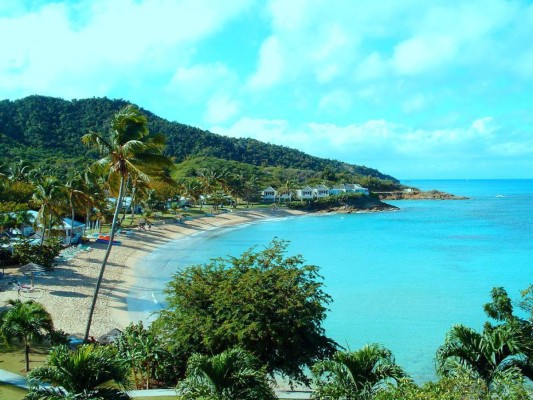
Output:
[[128, 179, 533, 382]]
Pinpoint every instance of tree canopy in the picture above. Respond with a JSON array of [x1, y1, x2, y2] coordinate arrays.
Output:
[[153, 238, 337, 384]]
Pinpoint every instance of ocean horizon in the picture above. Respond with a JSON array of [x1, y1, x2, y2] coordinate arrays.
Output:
[[128, 179, 533, 382]]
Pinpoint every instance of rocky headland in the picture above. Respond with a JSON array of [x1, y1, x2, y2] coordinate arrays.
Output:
[[377, 189, 468, 201]]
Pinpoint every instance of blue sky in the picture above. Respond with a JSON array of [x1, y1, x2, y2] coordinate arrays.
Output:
[[1, 0, 532, 179]]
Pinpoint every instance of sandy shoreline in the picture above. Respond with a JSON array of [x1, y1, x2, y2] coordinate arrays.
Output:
[[0, 208, 305, 339]]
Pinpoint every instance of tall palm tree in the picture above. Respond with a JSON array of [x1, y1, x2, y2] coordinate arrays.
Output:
[[127, 175, 150, 224], [312, 344, 407, 400], [83, 163, 108, 227], [184, 179, 203, 208], [26, 344, 131, 400], [32, 177, 65, 247], [436, 323, 530, 386], [0, 299, 54, 372], [81, 104, 172, 342], [64, 175, 90, 245], [176, 347, 276, 400]]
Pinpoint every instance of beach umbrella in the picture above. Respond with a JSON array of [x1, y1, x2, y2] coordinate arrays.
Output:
[[18, 262, 45, 288]]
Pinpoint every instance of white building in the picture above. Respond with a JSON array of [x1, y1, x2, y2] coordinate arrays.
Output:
[[261, 187, 277, 202], [313, 185, 330, 199], [296, 186, 313, 200]]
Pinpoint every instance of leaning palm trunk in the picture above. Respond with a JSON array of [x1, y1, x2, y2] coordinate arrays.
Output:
[[130, 188, 137, 225], [84, 177, 125, 342]]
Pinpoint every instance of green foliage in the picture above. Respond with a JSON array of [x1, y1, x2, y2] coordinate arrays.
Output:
[[436, 286, 533, 386], [26, 344, 131, 400], [114, 321, 183, 389], [0, 180, 34, 204], [0, 202, 30, 213], [81, 104, 173, 342], [0, 299, 55, 372], [312, 344, 407, 400], [12, 238, 62, 269], [153, 238, 337, 384], [176, 347, 277, 400], [0, 96, 398, 182], [375, 371, 532, 399]]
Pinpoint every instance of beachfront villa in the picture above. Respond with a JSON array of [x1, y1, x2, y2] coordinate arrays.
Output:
[[261, 183, 370, 202], [16, 211, 86, 244], [261, 187, 277, 202], [296, 186, 314, 201]]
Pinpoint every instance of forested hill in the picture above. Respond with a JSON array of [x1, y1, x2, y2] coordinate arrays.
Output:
[[0, 95, 397, 181]]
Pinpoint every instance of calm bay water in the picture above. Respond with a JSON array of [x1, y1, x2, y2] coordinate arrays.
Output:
[[128, 179, 533, 381]]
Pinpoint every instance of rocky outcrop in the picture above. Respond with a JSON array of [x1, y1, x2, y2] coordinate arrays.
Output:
[[377, 190, 468, 201], [290, 195, 399, 213]]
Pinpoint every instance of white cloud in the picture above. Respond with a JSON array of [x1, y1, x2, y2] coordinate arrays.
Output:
[[0, 0, 250, 98], [247, 36, 284, 90], [167, 62, 235, 102], [318, 90, 352, 112], [392, 36, 457, 75], [210, 115, 532, 178], [402, 94, 428, 113], [204, 94, 239, 124], [355, 52, 388, 81]]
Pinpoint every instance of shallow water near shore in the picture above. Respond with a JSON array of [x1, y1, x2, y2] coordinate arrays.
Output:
[[128, 179, 533, 382]]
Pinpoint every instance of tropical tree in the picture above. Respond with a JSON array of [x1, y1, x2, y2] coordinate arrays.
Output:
[[126, 174, 150, 224], [176, 347, 276, 400], [32, 176, 65, 247], [375, 372, 532, 400], [0, 212, 16, 234], [0, 299, 54, 372], [312, 344, 407, 400], [15, 209, 34, 234], [64, 175, 90, 244], [82, 163, 108, 227], [26, 344, 131, 400], [435, 323, 529, 387], [154, 239, 337, 384], [8, 159, 34, 182], [81, 104, 172, 342], [114, 321, 177, 389], [184, 179, 203, 208]]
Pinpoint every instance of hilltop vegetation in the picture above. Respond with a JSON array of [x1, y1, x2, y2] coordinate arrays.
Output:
[[0, 95, 398, 188]]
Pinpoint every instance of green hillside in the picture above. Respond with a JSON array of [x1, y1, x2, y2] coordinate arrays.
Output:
[[0, 95, 396, 179]]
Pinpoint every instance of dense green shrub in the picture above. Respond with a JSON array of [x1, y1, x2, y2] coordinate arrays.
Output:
[[12, 237, 62, 268]]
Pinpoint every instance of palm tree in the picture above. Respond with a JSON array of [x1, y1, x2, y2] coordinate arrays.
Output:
[[312, 344, 407, 400], [176, 347, 276, 400], [8, 159, 34, 182], [15, 210, 34, 235], [26, 344, 131, 399], [32, 176, 65, 247], [436, 323, 530, 386], [64, 175, 90, 245], [0, 299, 54, 372], [127, 175, 150, 224], [184, 179, 203, 208], [81, 104, 172, 342], [83, 163, 108, 227], [0, 212, 16, 235]]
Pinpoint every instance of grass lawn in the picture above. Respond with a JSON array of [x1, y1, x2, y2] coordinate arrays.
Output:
[[0, 384, 26, 400], [0, 344, 48, 375]]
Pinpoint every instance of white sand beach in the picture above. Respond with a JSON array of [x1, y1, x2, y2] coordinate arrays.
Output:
[[0, 208, 304, 338]]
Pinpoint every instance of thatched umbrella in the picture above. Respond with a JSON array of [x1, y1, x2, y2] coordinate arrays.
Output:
[[18, 262, 45, 288]]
